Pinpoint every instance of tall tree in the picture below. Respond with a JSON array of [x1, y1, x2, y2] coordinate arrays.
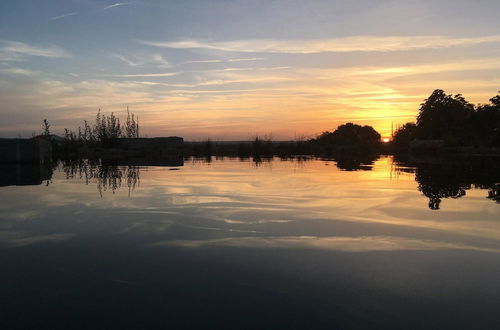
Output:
[[416, 89, 474, 145], [125, 106, 139, 138], [43, 119, 51, 136], [472, 92, 500, 147], [392, 122, 416, 148], [315, 123, 381, 149]]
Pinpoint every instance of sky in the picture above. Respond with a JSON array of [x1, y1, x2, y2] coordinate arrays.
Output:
[[1, 0, 500, 140]]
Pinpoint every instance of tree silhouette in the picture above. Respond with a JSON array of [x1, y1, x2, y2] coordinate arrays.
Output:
[[472, 92, 500, 147], [392, 122, 416, 148], [43, 119, 50, 136], [125, 106, 140, 138], [315, 123, 381, 149], [416, 89, 474, 145]]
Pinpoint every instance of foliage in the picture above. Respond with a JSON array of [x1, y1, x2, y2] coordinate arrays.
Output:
[[124, 106, 140, 138], [416, 89, 474, 144], [314, 123, 381, 150], [45, 108, 140, 144], [415, 89, 500, 148], [392, 122, 416, 148], [43, 119, 51, 136], [471, 92, 500, 147], [93, 109, 121, 144], [80, 120, 93, 142], [42, 108, 141, 158], [252, 135, 273, 156]]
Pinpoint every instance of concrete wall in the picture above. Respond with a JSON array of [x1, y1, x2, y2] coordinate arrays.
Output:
[[0, 138, 52, 163]]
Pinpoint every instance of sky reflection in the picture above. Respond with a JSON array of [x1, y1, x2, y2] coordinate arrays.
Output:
[[1, 156, 500, 329], [0, 156, 499, 251]]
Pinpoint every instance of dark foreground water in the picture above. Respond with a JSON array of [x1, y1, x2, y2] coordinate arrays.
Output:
[[1, 156, 499, 329]]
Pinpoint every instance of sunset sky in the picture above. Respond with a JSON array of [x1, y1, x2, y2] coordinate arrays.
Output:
[[1, 0, 500, 140]]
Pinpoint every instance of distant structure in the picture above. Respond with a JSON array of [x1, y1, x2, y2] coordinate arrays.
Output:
[[0, 138, 52, 163], [116, 137, 183, 151]]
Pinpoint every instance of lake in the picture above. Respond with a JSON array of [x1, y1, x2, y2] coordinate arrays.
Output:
[[1, 155, 499, 329]]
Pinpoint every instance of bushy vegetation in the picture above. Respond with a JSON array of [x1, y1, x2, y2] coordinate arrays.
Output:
[[393, 89, 500, 148], [45, 108, 139, 142], [311, 123, 381, 154], [45, 107, 140, 144], [391, 123, 417, 148], [42, 108, 140, 157]]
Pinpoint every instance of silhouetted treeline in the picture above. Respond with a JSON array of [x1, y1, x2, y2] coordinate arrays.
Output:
[[185, 123, 383, 158], [393, 90, 500, 150], [40, 89, 500, 160], [309, 123, 382, 155], [184, 135, 312, 158], [102, 89, 500, 158]]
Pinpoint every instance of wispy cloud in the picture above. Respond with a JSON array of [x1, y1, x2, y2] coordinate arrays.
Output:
[[180, 57, 265, 65], [140, 35, 500, 54], [49, 12, 78, 20], [103, 2, 129, 10], [112, 53, 170, 68], [108, 72, 178, 78], [0, 66, 36, 76], [228, 57, 265, 62], [50, 2, 130, 21], [0, 40, 71, 61]]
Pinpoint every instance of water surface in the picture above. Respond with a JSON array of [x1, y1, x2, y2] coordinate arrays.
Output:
[[1, 156, 499, 329]]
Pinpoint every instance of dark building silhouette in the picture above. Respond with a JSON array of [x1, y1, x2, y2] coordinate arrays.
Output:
[[0, 138, 52, 163]]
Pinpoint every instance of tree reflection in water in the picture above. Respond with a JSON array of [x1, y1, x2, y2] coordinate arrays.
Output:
[[60, 159, 140, 197], [331, 153, 379, 171], [394, 155, 500, 210], [187, 154, 499, 210], [487, 184, 500, 203], [415, 164, 470, 210], [28, 155, 500, 208]]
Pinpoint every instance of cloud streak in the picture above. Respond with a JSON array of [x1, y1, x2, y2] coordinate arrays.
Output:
[[108, 72, 178, 78], [0, 66, 36, 76], [103, 2, 129, 10], [141, 35, 500, 54], [112, 53, 170, 68], [49, 12, 78, 20], [180, 57, 265, 65], [0, 40, 71, 60]]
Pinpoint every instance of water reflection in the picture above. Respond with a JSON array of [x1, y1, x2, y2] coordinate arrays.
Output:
[[323, 152, 379, 171], [393, 155, 500, 209], [60, 160, 141, 196], [1, 155, 500, 329], [0, 163, 53, 187], [1, 155, 499, 209]]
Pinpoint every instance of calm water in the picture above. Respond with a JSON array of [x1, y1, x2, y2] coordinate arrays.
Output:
[[1, 156, 499, 329]]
